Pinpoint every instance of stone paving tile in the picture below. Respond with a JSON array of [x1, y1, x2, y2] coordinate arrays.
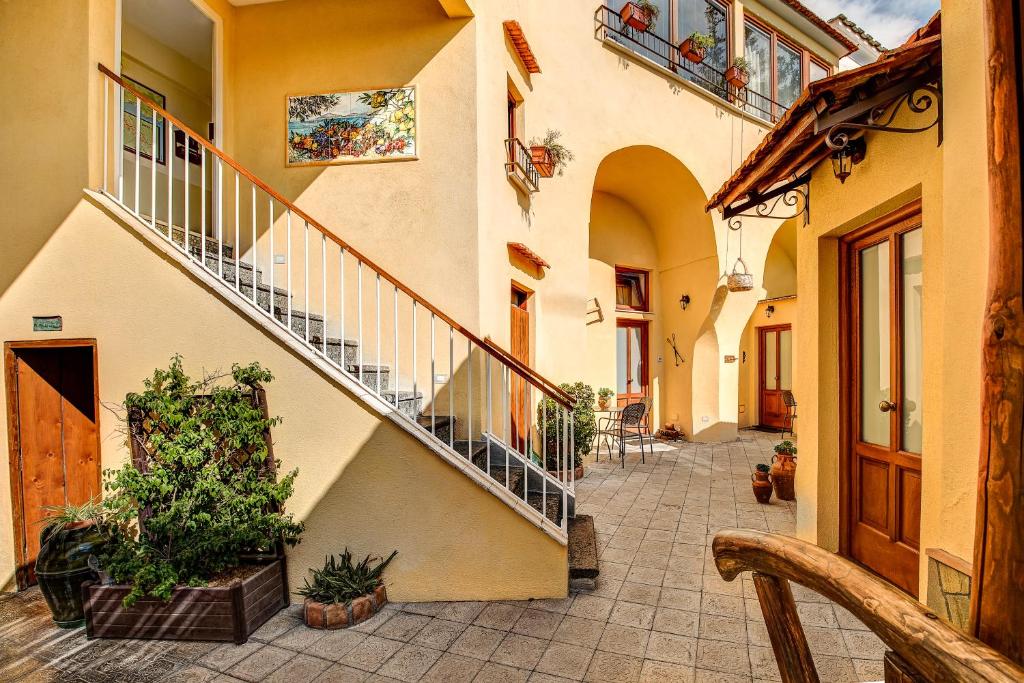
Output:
[[0, 432, 889, 683]]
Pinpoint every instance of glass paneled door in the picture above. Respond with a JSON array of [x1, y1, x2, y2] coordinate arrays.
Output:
[[758, 324, 792, 429], [616, 320, 649, 406], [843, 204, 923, 596]]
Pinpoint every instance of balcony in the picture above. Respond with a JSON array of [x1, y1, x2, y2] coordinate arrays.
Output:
[[595, 5, 784, 123], [505, 137, 541, 194]]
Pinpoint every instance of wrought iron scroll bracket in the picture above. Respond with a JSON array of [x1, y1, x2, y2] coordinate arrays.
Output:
[[723, 173, 811, 232], [823, 81, 943, 153]]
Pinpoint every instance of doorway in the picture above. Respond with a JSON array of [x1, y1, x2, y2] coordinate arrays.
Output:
[[758, 324, 792, 429], [510, 283, 531, 453], [616, 319, 648, 406], [840, 202, 923, 596], [4, 341, 101, 590]]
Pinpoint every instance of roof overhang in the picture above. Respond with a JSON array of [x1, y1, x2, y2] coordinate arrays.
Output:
[[707, 30, 942, 216], [761, 0, 858, 56], [508, 242, 550, 269], [504, 20, 541, 73], [437, 0, 473, 18]]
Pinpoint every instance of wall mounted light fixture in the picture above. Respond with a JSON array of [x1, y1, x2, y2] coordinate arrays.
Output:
[[679, 294, 690, 310], [831, 137, 867, 184], [766, 304, 775, 318]]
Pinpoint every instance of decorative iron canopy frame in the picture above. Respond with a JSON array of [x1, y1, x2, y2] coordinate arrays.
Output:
[[723, 173, 811, 231]]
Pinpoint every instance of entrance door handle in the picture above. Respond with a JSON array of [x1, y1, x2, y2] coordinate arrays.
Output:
[[878, 400, 897, 413]]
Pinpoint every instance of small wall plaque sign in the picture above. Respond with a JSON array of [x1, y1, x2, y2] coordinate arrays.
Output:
[[33, 315, 62, 332], [724, 355, 737, 363]]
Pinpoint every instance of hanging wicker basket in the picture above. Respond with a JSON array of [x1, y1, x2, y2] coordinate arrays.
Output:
[[727, 258, 754, 292]]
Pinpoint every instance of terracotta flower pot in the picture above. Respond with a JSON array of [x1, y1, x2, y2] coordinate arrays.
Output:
[[548, 466, 585, 482], [619, 2, 653, 31], [598, 396, 611, 410], [751, 471, 773, 504], [770, 453, 797, 501], [303, 585, 388, 630], [679, 38, 706, 64], [725, 66, 749, 88], [530, 146, 555, 178]]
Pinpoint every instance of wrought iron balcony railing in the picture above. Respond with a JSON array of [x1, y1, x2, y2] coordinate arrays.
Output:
[[595, 5, 784, 123], [505, 137, 541, 193]]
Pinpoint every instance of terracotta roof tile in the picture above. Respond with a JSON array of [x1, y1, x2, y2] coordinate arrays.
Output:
[[504, 20, 541, 74], [508, 242, 550, 269], [778, 0, 858, 53]]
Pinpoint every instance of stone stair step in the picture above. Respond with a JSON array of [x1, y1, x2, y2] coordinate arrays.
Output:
[[170, 226, 234, 258], [381, 390, 423, 420], [568, 515, 599, 581], [418, 414, 456, 445]]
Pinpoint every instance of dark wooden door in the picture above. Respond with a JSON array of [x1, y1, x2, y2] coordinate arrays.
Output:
[[510, 286, 530, 453], [758, 324, 792, 429], [616, 319, 648, 406], [842, 205, 923, 596], [5, 341, 100, 589]]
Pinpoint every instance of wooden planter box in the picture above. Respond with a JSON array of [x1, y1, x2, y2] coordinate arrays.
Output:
[[83, 558, 288, 644], [619, 2, 652, 31], [679, 39, 706, 64], [530, 146, 555, 178]]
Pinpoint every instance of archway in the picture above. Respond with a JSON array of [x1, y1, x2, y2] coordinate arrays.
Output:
[[585, 145, 719, 440]]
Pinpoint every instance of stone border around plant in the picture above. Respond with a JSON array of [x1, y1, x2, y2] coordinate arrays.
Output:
[[302, 585, 388, 629]]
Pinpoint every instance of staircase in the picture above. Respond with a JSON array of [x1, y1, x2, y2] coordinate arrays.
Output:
[[97, 64, 578, 542]]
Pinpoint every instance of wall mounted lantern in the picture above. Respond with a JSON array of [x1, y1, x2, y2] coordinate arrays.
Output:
[[679, 294, 691, 310], [765, 304, 775, 318], [831, 137, 866, 184]]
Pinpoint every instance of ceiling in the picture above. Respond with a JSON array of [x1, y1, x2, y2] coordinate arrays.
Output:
[[123, 0, 213, 69]]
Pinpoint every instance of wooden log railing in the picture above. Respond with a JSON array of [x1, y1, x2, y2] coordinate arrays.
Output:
[[712, 530, 1024, 683]]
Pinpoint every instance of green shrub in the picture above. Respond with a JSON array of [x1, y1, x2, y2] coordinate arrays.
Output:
[[536, 382, 596, 470], [101, 356, 304, 605], [774, 440, 797, 456], [297, 549, 398, 604]]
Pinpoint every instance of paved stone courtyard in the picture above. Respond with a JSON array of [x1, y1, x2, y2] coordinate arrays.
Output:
[[0, 431, 885, 682]]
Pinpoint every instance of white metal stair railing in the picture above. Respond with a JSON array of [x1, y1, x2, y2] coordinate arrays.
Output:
[[97, 64, 577, 536]]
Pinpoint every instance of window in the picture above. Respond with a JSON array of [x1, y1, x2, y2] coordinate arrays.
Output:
[[742, 18, 833, 119], [615, 267, 649, 311], [507, 91, 518, 140], [676, 0, 729, 73]]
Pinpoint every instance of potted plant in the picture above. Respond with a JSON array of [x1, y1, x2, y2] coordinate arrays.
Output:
[[299, 549, 398, 629], [597, 387, 614, 410], [35, 498, 112, 628], [726, 56, 751, 88], [679, 31, 715, 64], [619, 0, 660, 32], [83, 357, 304, 643], [529, 129, 575, 178], [537, 381, 596, 481], [771, 440, 798, 501], [751, 464, 773, 504]]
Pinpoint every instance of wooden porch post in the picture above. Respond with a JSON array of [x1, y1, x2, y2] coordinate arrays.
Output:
[[970, 0, 1024, 665]]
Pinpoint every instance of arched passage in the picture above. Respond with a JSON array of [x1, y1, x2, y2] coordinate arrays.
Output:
[[585, 145, 719, 439]]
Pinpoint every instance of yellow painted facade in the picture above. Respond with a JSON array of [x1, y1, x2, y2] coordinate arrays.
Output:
[[1, 0, 851, 598], [791, 1, 985, 601]]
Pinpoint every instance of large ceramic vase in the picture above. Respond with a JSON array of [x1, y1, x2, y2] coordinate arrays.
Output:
[[35, 521, 106, 628], [770, 454, 797, 501], [751, 471, 773, 504]]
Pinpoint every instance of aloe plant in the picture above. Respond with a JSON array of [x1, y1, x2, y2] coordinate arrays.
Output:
[[297, 549, 398, 604]]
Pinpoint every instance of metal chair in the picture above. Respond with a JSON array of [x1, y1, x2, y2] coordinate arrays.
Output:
[[594, 408, 620, 461], [782, 390, 797, 438], [640, 395, 655, 444], [617, 402, 648, 468]]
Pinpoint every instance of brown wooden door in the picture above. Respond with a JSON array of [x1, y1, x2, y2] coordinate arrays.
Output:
[[758, 324, 792, 429], [5, 342, 100, 589], [510, 286, 530, 452], [616, 319, 648, 406], [842, 205, 923, 596]]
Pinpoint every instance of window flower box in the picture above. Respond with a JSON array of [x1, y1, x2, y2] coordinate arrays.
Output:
[[530, 146, 555, 178], [679, 38, 707, 64], [619, 2, 653, 32]]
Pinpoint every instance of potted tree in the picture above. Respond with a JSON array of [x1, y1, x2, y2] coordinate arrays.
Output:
[[619, 0, 660, 32], [751, 464, 773, 504], [83, 357, 304, 643], [726, 56, 751, 88], [529, 129, 574, 178], [35, 499, 111, 628], [679, 31, 715, 64], [300, 549, 397, 629], [537, 381, 596, 480], [597, 387, 614, 410], [771, 440, 798, 501]]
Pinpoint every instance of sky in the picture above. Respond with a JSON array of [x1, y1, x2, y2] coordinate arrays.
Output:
[[800, 0, 940, 49]]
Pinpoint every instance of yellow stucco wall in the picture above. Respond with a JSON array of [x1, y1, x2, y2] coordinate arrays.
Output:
[[0, 197, 567, 598], [738, 297, 796, 430], [794, 0, 985, 599]]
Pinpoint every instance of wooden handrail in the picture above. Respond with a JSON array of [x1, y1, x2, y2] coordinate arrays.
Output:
[[98, 63, 574, 410], [712, 529, 1024, 683]]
